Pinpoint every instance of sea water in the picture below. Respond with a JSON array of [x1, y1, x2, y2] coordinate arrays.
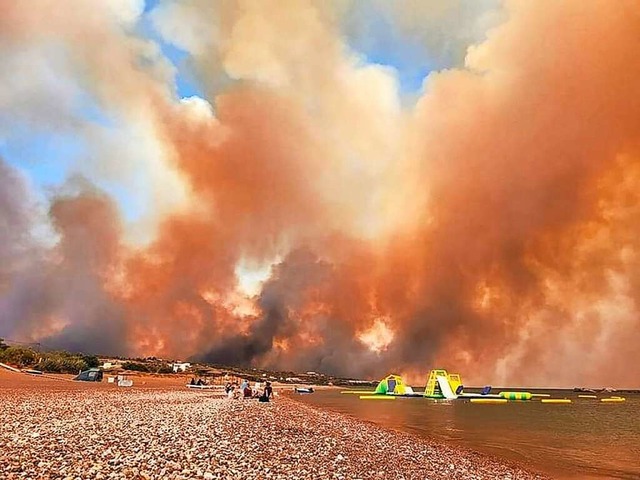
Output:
[[296, 389, 640, 479]]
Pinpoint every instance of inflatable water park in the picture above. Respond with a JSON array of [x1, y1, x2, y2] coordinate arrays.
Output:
[[342, 369, 627, 404]]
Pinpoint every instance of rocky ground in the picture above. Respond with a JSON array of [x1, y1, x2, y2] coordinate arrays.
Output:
[[0, 372, 549, 479]]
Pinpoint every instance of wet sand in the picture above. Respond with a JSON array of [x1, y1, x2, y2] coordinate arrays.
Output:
[[0, 370, 548, 479]]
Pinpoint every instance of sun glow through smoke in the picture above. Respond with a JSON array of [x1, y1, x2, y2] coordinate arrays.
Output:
[[358, 318, 394, 354]]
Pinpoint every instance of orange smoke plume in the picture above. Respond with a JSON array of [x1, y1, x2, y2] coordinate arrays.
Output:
[[2, 0, 640, 387]]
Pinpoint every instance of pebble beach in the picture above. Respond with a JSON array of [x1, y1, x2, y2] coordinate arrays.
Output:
[[0, 372, 549, 480]]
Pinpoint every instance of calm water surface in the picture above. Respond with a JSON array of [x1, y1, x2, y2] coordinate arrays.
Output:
[[296, 388, 640, 479]]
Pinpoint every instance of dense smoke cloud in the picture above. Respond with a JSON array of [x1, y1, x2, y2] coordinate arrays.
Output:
[[0, 178, 129, 355], [1, 0, 640, 386], [0, 159, 32, 285]]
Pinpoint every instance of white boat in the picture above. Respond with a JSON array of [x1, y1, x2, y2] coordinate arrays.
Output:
[[294, 387, 315, 394]]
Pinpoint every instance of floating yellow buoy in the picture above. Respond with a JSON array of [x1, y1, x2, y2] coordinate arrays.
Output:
[[541, 399, 572, 404], [578, 395, 598, 399], [359, 395, 396, 400], [531, 393, 551, 397], [499, 391, 532, 400], [601, 397, 625, 403], [470, 398, 508, 404]]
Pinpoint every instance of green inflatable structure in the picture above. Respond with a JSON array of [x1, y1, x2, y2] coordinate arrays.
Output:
[[499, 391, 532, 401], [374, 374, 407, 395]]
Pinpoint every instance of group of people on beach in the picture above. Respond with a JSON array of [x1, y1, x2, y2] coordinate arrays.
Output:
[[225, 380, 274, 402]]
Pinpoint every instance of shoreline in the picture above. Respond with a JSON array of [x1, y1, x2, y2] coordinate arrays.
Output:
[[282, 393, 550, 479], [0, 371, 549, 479]]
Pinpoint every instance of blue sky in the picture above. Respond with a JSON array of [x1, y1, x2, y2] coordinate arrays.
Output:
[[140, 0, 204, 100], [0, 3, 201, 222], [344, 9, 438, 93]]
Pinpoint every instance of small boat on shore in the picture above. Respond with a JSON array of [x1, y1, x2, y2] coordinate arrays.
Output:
[[294, 387, 315, 394]]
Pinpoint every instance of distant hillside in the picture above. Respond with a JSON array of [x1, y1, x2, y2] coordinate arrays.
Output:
[[0, 339, 376, 386]]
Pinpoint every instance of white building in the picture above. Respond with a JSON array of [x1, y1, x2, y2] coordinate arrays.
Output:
[[172, 362, 191, 373], [102, 362, 122, 370]]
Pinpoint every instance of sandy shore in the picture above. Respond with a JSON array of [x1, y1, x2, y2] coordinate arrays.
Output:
[[0, 371, 548, 479]]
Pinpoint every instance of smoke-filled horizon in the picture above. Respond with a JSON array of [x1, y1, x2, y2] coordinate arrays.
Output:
[[2, 0, 640, 387]]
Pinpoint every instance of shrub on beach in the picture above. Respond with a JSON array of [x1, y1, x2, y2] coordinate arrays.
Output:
[[81, 354, 100, 369], [0, 344, 103, 373], [155, 364, 174, 374], [0, 346, 101, 373], [37, 351, 93, 373], [0, 346, 174, 376], [121, 361, 150, 372], [0, 346, 38, 367], [120, 361, 175, 374]]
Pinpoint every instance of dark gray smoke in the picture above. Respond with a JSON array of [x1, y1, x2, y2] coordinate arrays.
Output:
[[0, 178, 129, 355], [199, 248, 385, 377]]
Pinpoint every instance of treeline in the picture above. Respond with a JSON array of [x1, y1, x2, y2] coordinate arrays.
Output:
[[121, 361, 174, 374], [0, 339, 99, 374]]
